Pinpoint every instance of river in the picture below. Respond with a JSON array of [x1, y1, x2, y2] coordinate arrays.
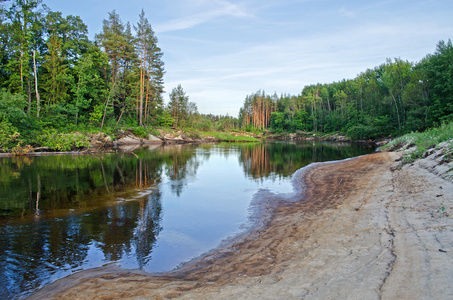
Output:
[[0, 141, 374, 299]]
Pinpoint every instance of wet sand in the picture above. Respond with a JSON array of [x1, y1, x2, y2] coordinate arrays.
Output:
[[30, 152, 453, 299]]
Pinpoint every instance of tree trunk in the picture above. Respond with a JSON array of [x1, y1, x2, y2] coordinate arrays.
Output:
[[33, 51, 40, 118], [390, 93, 401, 133], [101, 82, 116, 132]]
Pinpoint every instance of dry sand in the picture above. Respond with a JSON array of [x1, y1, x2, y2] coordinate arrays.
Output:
[[30, 151, 453, 299]]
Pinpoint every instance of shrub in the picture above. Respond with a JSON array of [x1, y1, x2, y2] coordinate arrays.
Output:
[[37, 129, 90, 151], [132, 127, 148, 138], [195, 119, 213, 131], [346, 124, 377, 140], [0, 120, 21, 149]]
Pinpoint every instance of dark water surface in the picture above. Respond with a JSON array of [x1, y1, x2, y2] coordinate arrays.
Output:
[[0, 141, 374, 299]]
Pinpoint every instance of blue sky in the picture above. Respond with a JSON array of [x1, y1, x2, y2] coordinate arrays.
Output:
[[43, 0, 452, 116]]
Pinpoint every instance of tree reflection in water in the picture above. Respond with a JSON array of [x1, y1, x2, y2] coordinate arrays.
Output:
[[0, 142, 374, 299], [240, 141, 374, 180], [0, 145, 193, 299]]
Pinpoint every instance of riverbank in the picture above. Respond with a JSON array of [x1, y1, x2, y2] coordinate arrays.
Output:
[[1, 127, 381, 156], [29, 150, 453, 299]]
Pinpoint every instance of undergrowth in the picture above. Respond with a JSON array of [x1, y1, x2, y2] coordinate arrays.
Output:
[[383, 121, 453, 163]]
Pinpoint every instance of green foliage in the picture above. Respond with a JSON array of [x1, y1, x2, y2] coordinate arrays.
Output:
[[132, 126, 148, 138], [41, 35, 70, 104], [40, 103, 78, 130], [155, 111, 174, 127], [202, 131, 259, 142], [346, 124, 376, 140], [383, 121, 453, 162], [36, 129, 90, 151], [0, 2, 165, 143], [0, 89, 28, 123], [239, 40, 453, 140], [0, 120, 21, 149], [245, 124, 263, 135], [427, 40, 453, 125], [270, 112, 284, 132], [167, 84, 194, 127], [194, 119, 213, 131], [89, 104, 105, 124]]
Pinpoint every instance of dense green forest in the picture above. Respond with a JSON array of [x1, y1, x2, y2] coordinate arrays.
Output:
[[0, 0, 233, 150], [0, 0, 452, 151], [239, 41, 453, 139], [0, 0, 167, 148]]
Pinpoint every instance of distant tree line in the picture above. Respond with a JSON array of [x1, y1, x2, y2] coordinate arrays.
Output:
[[239, 40, 453, 139]]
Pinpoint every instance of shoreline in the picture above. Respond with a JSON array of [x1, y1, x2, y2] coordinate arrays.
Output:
[[29, 151, 453, 299], [0, 131, 380, 157]]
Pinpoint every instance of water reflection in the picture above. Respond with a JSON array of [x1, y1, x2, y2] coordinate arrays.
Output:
[[0, 142, 374, 299], [240, 141, 373, 179]]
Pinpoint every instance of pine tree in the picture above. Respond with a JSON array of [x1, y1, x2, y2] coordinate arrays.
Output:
[[41, 35, 68, 105], [134, 9, 164, 126], [96, 10, 126, 84], [168, 84, 189, 128]]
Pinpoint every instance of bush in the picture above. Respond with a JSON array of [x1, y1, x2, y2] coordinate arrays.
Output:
[[155, 112, 174, 127], [346, 124, 377, 140], [0, 89, 29, 133], [40, 104, 78, 130], [132, 126, 148, 138], [195, 119, 213, 131], [0, 120, 21, 149], [36, 129, 90, 151]]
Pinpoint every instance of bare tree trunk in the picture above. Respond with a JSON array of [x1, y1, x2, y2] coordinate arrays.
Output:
[[20, 49, 24, 92], [139, 40, 145, 127], [33, 51, 40, 118], [145, 82, 149, 126], [390, 93, 401, 133], [101, 82, 116, 132]]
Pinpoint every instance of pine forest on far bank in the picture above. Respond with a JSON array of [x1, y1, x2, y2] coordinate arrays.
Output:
[[0, 0, 452, 151]]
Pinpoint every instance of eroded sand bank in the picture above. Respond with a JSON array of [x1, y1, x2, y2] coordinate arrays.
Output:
[[30, 152, 453, 299]]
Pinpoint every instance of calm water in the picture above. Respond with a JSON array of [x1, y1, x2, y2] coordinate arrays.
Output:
[[0, 141, 374, 299]]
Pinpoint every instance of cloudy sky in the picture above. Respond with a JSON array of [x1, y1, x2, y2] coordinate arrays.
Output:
[[43, 0, 452, 116]]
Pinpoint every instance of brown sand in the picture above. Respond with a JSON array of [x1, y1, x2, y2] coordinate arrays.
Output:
[[29, 152, 453, 299]]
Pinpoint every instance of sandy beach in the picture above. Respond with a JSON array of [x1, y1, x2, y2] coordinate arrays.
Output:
[[29, 151, 453, 299]]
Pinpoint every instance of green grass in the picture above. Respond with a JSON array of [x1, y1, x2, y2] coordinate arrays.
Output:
[[382, 121, 453, 163], [200, 131, 259, 142]]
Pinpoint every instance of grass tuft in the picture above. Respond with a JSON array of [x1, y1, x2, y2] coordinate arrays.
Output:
[[382, 121, 453, 162]]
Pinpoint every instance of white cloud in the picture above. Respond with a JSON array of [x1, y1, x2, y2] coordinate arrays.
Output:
[[163, 14, 452, 116], [155, 0, 252, 33]]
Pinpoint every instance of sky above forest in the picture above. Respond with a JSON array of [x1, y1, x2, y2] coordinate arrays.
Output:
[[43, 0, 453, 116]]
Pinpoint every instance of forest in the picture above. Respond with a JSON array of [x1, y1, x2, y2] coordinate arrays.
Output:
[[0, 0, 452, 151], [239, 41, 453, 139]]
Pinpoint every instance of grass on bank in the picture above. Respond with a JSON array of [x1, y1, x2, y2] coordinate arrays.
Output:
[[200, 131, 259, 142], [382, 121, 453, 163]]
